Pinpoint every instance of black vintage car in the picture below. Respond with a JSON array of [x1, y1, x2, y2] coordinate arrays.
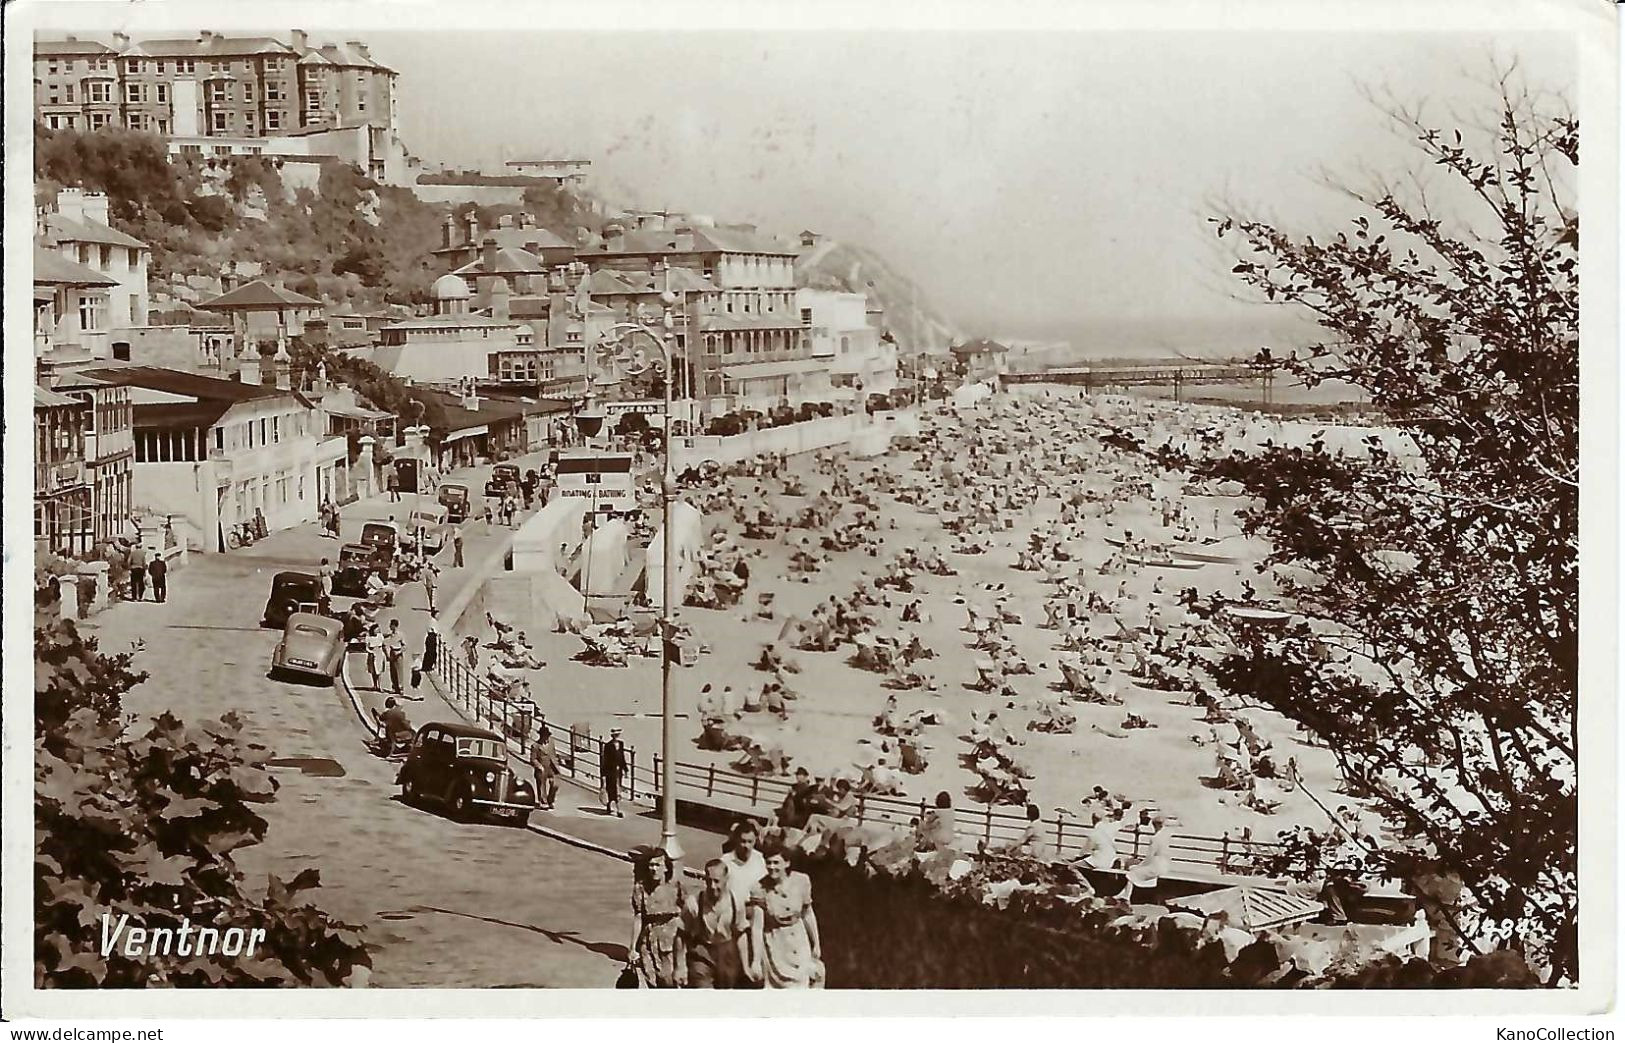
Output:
[[396, 722, 538, 826], [485, 463, 520, 499], [438, 482, 471, 523], [332, 542, 382, 598], [261, 571, 324, 629]]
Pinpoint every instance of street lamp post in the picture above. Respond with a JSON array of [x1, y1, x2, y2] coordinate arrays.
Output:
[[584, 261, 684, 860]]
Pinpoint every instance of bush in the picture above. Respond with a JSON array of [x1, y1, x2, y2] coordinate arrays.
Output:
[[33, 620, 371, 987]]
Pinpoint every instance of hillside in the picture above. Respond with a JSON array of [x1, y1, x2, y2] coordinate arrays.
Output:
[[35, 126, 957, 348], [33, 126, 600, 313], [795, 239, 960, 354]]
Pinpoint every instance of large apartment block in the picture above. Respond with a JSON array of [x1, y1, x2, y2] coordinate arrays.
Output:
[[34, 30, 397, 176]]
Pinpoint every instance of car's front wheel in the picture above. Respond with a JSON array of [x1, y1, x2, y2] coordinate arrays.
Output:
[[449, 788, 472, 822], [401, 775, 418, 804]]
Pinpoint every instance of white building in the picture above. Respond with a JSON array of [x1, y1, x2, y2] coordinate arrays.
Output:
[[41, 189, 149, 331], [358, 274, 529, 383], [79, 364, 348, 551], [797, 288, 898, 402]]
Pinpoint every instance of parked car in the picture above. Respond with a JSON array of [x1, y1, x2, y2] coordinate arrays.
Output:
[[396, 722, 538, 826], [270, 612, 346, 684], [400, 505, 452, 555], [261, 571, 324, 629], [485, 463, 520, 498], [438, 482, 471, 523], [332, 542, 382, 598]]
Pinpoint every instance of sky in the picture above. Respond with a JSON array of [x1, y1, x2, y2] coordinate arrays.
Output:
[[372, 30, 1574, 346]]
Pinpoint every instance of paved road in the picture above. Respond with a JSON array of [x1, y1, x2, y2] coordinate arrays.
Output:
[[83, 453, 636, 988]]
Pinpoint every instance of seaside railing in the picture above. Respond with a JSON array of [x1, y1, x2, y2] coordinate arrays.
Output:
[[431, 652, 1286, 877]]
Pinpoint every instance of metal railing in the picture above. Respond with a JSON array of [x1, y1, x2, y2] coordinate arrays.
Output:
[[431, 652, 1285, 876]]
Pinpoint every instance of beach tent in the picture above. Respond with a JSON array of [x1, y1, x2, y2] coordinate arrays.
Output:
[[579, 518, 630, 597], [510, 497, 588, 572], [951, 382, 993, 410], [643, 501, 704, 613]]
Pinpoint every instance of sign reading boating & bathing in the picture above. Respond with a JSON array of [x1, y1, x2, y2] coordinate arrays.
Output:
[[554, 452, 635, 507]]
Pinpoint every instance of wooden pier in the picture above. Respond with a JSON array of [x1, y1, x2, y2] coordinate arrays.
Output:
[[1005, 361, 1276, 404]]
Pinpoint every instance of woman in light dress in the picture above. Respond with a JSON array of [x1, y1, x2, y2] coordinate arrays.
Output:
[[746, 847, 823, 988]]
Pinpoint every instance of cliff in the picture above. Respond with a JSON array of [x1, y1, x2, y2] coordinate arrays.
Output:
[[795, 237, 960, 354]]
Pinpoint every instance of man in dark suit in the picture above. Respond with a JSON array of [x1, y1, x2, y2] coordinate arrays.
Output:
[[147, 555, 168, 603], [601, 728, 628, 817]]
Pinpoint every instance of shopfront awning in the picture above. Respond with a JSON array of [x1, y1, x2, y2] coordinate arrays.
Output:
[[445, 424, 490, 442]]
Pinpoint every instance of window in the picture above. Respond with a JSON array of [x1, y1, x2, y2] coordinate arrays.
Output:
[[244, 116, 257, 135], [126, 82, 146, 103], [157, 119, 170, 134], [212, 111, 228, 133], [128, 248, 139, 271], [48, 87, 59, 104], [214, 427, 223, 452], [127, 59, 143, 73], [155, 60, 166, 73], [800, 307, 813, 325], [78, 295, 104, 332], [305, 90, 321, 111], [208, 82, 228, 104], [211, 61, 226, 73], [259, 418, 268, 445], [47, 60, 59, 75], [87, 81, 112, 103], [243, 82, 254, 101], [87, 112, 110, 130], [176, 59, 195, 73], [99, 245, 112, 268], [265, 82, 282, 101], [111, 342, 131, 361], [155, 83, 168, 103], [92, 58, 111, 72], [271, 416, 280, 443], [64, 84, 74, 102], [129, 294, 141, 324]]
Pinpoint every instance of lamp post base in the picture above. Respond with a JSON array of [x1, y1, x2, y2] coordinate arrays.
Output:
[[660, 829, 684, 860]]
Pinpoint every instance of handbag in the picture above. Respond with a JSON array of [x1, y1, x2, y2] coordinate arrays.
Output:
[[615, 965, 641, 989]]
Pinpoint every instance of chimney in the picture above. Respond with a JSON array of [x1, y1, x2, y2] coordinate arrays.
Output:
[[481, 235, 498, 275], [491, 278, 510, 323], [346, 40, 369, 60], [112, 31, 130, 49], [518, 213, 533, 230], [200, 30, 215, 45], [462, 388, 480, 411], [497, 214, 514, 230], [274, 359, 291, 390], [239, 354, 262, 385], [464, 210, 478, 247], [290, 29, 308, 51], [56, 187, 85, 222], [82, 192, 110, 227], [442, 214, 455, 250]]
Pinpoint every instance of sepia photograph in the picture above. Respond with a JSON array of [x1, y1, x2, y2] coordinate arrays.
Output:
[[3, 0, 1617, 1021]]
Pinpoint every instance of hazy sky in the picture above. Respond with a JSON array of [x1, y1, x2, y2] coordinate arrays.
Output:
[[369, 30, 1573, 341]]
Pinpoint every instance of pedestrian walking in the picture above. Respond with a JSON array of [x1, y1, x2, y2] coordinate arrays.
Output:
[[147, 555, 168, 603], [384, 618, 406, 695], [386, 469, 400, 503], [422, 562, 439, 613], [127, 543, 148, 601], [484, 502, 495, 529], [423, 610, 442, 676], [682, 858, 749, 988], [451, 527, 465, 568], [600, 727, 628, 817], [363, 624, 385, 690], [530, 725, 560, 809], [745, 845, 823, 988], [317, 557, 334, 615], [628, 849, 686, 988]]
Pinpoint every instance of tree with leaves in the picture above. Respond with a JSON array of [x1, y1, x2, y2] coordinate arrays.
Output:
[[34, 618, 371, 987], [1156, 72, 1577, 980]]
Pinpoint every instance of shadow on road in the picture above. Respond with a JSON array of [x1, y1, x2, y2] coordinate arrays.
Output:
[[393, 905, 629, 964]]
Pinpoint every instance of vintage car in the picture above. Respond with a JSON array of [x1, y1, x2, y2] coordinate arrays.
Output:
[[438, 482, 471, 523], [331, 542, 383, 598], [396, 722, 538, 826], [359, 520, 400, 564], [261, 571, 324, 629], [400, 505, 452, 555], [270, 612, 346, 684], [485, 463, 521, 499]]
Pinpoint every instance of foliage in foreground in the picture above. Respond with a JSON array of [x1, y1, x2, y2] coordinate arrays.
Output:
[[34, 619, 371, 987], [1156, 73, 1576, 978]]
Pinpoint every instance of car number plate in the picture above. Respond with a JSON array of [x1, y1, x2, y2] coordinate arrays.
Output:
[[495, 808, 518, 818], [289, 658, 317, 668]]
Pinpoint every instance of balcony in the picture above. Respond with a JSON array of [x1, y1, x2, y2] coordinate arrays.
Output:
[[37, 459, 87, 492]]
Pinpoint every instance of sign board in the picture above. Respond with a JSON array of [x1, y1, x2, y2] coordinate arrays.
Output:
[[554, 451, 635, 509]]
